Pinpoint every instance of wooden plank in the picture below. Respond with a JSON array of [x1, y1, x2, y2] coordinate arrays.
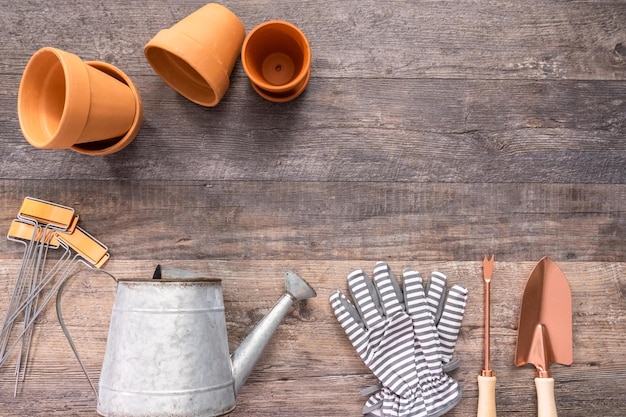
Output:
[[1, 0, 625, 415], [0, 180, 624, 262], [2, 1, 624, 81], [0, 260, 624, 416], [2, 76, 625, 182]]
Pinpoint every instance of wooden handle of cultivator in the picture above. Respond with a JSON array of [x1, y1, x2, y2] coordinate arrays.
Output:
[[535, 377, 558, 417], [477, 375, 497, 417]]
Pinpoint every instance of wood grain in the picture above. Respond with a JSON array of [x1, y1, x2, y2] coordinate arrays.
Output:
[[2, 1, 624, 81], [1, 260, 625, 417], [2, 76, 625, 183], [0, 180, 623, 262], [1, 0, 625, 415]]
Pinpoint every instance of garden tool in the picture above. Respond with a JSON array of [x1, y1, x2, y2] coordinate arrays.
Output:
[[477, 255, 496, 417], [56, 267, 316, 417], [0, 197, 109, 396], [1, 198, 77, 393], [330, 262, 467, 417], [515, 257, 572, 417]]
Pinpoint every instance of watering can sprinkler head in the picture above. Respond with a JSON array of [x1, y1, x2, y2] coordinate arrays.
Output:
[[284, 270, 318, 301]]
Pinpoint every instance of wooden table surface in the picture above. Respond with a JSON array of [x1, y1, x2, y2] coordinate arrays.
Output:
[[1, 1, 625, 416]]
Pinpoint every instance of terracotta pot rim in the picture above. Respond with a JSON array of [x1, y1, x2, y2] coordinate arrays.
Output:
[[18, 47, 92, 149], [144, 29, 230, 107], [250, 68, 311, 103], [242, 20, 311, 94], [71, 61, 143, 155]]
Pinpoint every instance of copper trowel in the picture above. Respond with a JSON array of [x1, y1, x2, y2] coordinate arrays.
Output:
[[515, 257, 572, 417]]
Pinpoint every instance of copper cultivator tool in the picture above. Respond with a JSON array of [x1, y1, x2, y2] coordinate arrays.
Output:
[[477, 255, 496, 417]]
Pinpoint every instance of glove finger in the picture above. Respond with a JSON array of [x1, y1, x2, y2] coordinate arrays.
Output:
[[347, 269, 384, 330], [402, 268, 443, 372], [404, 270, 466, 415], [373, 262, 404, 316], [437, 284, 468, 364], [402, 268, 427, 316], [425, 271, 447, 324], [329, 290, 369, 357]]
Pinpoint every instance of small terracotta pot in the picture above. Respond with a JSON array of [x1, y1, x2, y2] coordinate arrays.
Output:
[[241, 20, 311, 103], [144, 3, 245, 107], [18, 47, 142, 155]]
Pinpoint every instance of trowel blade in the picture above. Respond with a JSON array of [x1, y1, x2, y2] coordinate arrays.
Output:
[[515, 257, 573, 374]]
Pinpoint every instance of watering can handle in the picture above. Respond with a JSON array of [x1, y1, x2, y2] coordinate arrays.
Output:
[[55, 268, 117, 398]]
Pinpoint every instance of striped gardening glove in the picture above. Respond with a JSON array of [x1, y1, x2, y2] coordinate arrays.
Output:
[[330, 262, 468, 417], [419, 267, 468, 374], [330, 266, 428, 416]]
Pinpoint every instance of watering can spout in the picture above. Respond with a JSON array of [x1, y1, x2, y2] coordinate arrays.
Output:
[[231, 271, 316, 395]]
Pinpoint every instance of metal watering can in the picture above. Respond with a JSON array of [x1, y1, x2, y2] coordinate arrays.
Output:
[[56, 266, 317, 417]]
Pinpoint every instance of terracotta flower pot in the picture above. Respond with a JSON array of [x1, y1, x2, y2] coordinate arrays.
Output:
[[17, 47, 142, 155], [241, 20, 311, 103], [144, 3, 245, 107]]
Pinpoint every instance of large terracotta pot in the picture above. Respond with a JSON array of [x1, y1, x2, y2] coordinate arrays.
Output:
[[18, 47, 142, 155], [144, 3, 245, 107]]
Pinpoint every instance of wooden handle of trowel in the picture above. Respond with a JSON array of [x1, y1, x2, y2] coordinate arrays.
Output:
[[535, 377, 558, 417], [477, 375, 497, 417]]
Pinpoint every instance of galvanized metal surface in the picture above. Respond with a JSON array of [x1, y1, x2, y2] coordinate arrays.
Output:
[[57, 269, 316, 417], [515, 257, 573, 377]]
